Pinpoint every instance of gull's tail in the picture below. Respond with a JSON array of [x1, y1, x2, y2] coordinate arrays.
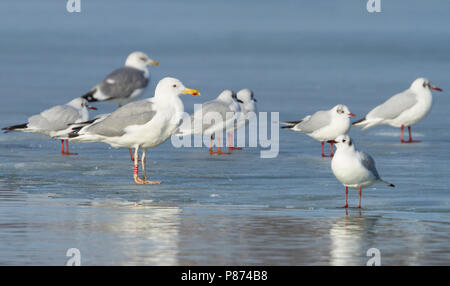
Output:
[[379, 179, 395, 188], [2, 123, 28, 133], [281, 120, 302, 129], [352, 117, 383, 130]]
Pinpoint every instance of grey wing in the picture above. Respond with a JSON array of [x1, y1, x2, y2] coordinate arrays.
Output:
[[367, 90, 418, 120], [193, 101, 232, 132], [295, 111, 331, 133], [98, 67, 149, 100], [29, 105, 80, 131], [358, 151, 380, 179], [85, 100, 156, 137]]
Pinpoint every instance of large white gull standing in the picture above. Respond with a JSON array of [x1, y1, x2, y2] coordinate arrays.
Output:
[[69, 77, 199, 184], [353, 78, 442, 143]]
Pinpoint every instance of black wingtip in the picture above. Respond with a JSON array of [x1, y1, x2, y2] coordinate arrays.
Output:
[[281, 126, 293, 129], [389, 184, 395, 188], [68, 132, 79, 138], [2, 123, 28, 133], [352, 117, 366, 126], [82, 88, 98, 102]]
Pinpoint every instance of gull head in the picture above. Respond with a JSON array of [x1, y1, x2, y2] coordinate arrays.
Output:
[[68, 98, 97, 111], [217, 90, 241, 104], [237, 89, 257, 104], [328, 134, 354, 150], [155, 77, 199, 99], [331, 104, 355, 118], [125, 51, 159, 70], [410, 78, 442, 93]]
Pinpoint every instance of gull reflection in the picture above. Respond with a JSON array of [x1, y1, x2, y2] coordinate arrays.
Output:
[[329, 211, 379, 266], [87, 200, 181, 265]]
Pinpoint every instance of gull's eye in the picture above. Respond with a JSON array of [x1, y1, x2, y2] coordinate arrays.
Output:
[[140, 57, 147, 62], [342, 139, 346, 143], [173, 84, 177, 88], [423, 82, 427, 88]]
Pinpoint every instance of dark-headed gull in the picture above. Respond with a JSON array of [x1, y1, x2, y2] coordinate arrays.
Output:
[[227, 88, 257, 151], [82, 51, 159, 108], [353, 78, 442, 143], [282, 104, 355, 157], [69, 77, 199, 184], [329, 135, 395, 208], [177, 90, 241, 155], [2, 98, 96, 155]]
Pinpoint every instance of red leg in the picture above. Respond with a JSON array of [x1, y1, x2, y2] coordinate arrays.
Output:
[[62, 139, 78, 155], [61, 140, 64, 155], [338, 187, 349, 208], [401, 125, 421, 143], [228, 132, 242, 151], [129, 148, 135, 161], [329, 142, 334, 157], [407, 126, 421, 143], [209, 136, 214, 154], [358, 187, 362, 209], [216, 134, 231, 155]]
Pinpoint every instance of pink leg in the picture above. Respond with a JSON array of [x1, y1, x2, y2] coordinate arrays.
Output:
[[401, 125, 421, 143], [62, 139, 78, 155], [358, 187, 362, 209], [338, 187, 349, 208], [329, 142, 334, 157], [227, 132, 242, 151]]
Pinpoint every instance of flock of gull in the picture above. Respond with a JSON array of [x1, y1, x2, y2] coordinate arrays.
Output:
[[2, 51, 443, 208]]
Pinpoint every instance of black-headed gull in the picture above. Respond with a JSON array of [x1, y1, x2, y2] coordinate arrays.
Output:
[[82, 51, 159, 107], [353, 78, 442, 143], [227, 88, 257, 151], [69, 77, 199, 184], [329, 135, 395, 208], [282, 104, 355, 157], [2, 98, 96, 155], [177, 90, 241, 155]]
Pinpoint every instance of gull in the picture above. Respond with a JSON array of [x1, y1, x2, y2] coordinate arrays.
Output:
[[82, 51, 159, 107], [329, 135, 395, 208], [281, 104, 355, 157], [2, 98, 97, 155], [226, 88, 257, 151], [353, 78, 442, 143], [68, 77, 199, 184], [177, 90, 242, 155]]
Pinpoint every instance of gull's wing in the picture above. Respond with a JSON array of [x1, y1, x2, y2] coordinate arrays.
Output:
[[358, 151, 380, 180], [84, 100, 156, 137], [28, 105, 80, 132], [293, 110, 331, 133], [366, 89, 418, 120], [98, 67, 149, 100], [192, 100, 233, 133]]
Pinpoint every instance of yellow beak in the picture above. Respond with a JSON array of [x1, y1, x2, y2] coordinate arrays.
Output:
[[182, 88, 200, 96], [148, 60, 159, 66]]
